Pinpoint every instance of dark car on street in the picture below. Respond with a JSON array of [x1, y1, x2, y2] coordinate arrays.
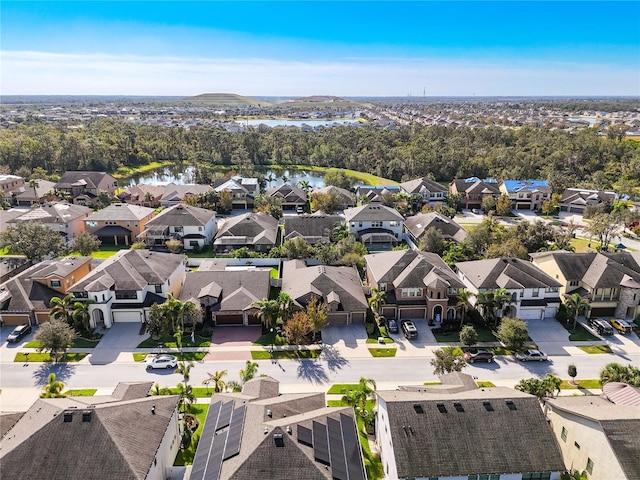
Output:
[[7, 324, 32, 343], [464, 349, 494, 363]]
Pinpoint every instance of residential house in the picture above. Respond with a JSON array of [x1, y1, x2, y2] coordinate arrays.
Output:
[[54, 171, 118, 205], [546, 395, 640, 480], [311, 185, 355, 210], [283, 213, 342, 245], [0, 257, 31, 284], [179, 265, 270, 326], [0, 174, 25, 196], [449, 177, 501, 210], [0, 256, 92, 326], [84, 203, 156, 246], [159, 183, 213, 208], [399, 176, 448, 207], [455, 257, 562, 320], [213, 176, 259, 209], [376, 374, 565, 480], [140, 204, 216, 251], [117, 184, 165, 207], [12, 179, 56, 206], [343, 203, 403, 249], [499, 180, 552, 211], [282, 260, 368, 324], [0, 382, 182, 480], [403, 212, 467, 247], [69, 249, 186, 328], [190, 376, 367, 480], [530, 250, 640, 319], [266, 183, 307, 211], [8, 202, 93, 245], [364, 249, 465, 322], [354, 185, 400, 204], [559, 188, 616, 214], [213, 213, 279, 254], [0, 210, 24, 234]]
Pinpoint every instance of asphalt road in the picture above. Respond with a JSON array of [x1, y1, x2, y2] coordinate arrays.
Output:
[[2, 354, 619, 391]]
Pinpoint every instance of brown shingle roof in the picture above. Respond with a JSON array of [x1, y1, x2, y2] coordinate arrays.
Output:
[[455, 257, 562, 289]]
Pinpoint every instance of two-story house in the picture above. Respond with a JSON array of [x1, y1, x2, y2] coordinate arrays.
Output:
[[8, 202, 93, 245], [283, 213, 342, 245], [343, 203, 403, 249], [310, 185, 355, 210], [0, 175, 25, 197], [399, 176, 448, 207], [404, 212, 467, 247], [213, 212, 280, 254], [13, 179, 57, 206], [117, 184, 165, 207], [449, 177, 501, 210], [84, 203, 156, 246], [212, 177, 259, 209], [455, 257, 562, 320], [160, 184, 213, 208], [282, 260, 368, 325], [559, 188, 616, 214], [499, 180, 552, 211], [266, 183, 307, 211], [530, 250, 640, 319], [69, 249, 186, 328], [0, 256, 92, 326], [354, 185, 400, 204], [140, 204, 216, 251], [54, 171, 118, 206], [365, 249, 465, 322]]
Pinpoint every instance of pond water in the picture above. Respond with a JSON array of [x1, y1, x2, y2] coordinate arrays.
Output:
[[125, 165, 196, 186]]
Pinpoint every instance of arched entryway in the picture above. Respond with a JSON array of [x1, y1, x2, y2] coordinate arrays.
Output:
[[432, 305, 443, 324], [92, 309, 105, 329]]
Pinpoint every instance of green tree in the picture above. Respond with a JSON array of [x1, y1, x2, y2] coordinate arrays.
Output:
[[599, 363, 640, 386], [565, 293, 589, 330], [176, 382, 195, 413], [239, 360, 259, 384], [367, 287, 386, 317], [515, 374, 561, 400], [0, 222, 67, 261], [456, 288, 473, 328], [150, 383, 170, 395], [165, 239, 182, 253], [306, 297, 328, 342], [40, 373, 66, 398], [176, 361, 194, 386], [71, 231, 102, 256], [496, 317, 529, 351], [568, 364, 578, 385], [49, 294, 74, 325], [584, 212, 620, 251], [275, 292, 294, 324], [281, 237, 315, 259], [283, 311, 312, 345], [342, 377, 377, 417], [495, 194, 512, 216], [418, 227, 444, 255], [459, 325, 478, 348], [202, 370, 227, 393], [217, 189, 234, 213], [71, 300, 93, 334], [323, 170, 352, 190], [250, 298, 279, 329], [35, 319, 76, 362], [310, 191, 343, 214], [430, 347, 467, 375]]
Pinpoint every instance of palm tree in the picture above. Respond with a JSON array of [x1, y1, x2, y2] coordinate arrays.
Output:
[[29, 178, 40, 204], [347, 377, 377, 416], [493, 288, 511, 326], [50, 295, 74, 325], [331, 222, 349, 242], [71, 300, 94, 334], [176, 361, 193, 386], [565, 293, 589, 330], [239, 360, 259, 384], [150, 382, 170, 395], [40, 373, 65, 398], [176, 382, 195, 413], [475, 290, 496, 327], [275, 292, 294, 324], [368, 287, 386, 323], [250, 298, 278, 329], [202, 370, 227, 393], [297, 179, 312, 196], [456, 288, 473, 328], [600, 362, 640, 386]]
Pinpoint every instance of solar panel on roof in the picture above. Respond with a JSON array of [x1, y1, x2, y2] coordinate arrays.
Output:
[[203, 430, 228, 480], [216, 401, 234, 431], [223, 405, 246, 460], [328, 417, 347, 480], [191, 401, 223, 480], [313, 421, 330, 466], [297, 425, 313, 447], [341, 413, 365, 480]]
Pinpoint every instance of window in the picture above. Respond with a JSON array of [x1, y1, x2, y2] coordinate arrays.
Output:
[[126, 221, 130, 227], [389, 221, 399, 227], [198, 226, 203, 231], [73, 291, 88, 299], [586, 458, 594, 474], [154, 285, 163, 294], [134, 221, 138, 227], [569, 280, 579, 286], [561, 427, 568, 442], [115, 290, 137, 300], [401, 288, 423, 298], [545, 287, 558, 293], [574, 441, 580, 449], [522, 474, 551, 480], [371, 221, 383, 228], [50, 279, 61, 287], [532, 288, 540, 297], [379, 283, 387, 292], [174, 226, 184, 233]]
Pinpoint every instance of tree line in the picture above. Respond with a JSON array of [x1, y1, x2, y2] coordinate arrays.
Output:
[[2, 118, 639, 195]]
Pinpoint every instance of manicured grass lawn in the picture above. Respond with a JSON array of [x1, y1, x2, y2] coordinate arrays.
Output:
[[327, 384, 359, 395], [433, 326, 498, 343], [490, 346, 514, 355], [167, 387, 214, 398], [251, 349, 321, 360], [368, 348, 397, 357], [570, 237, 601, 253], [365, 337, 394, 344], [185, 246, 214, 258], [137, 334, 211, 349], [356, 413, 383, 480], [64, 389, 97, 396], [578, 345, 612, 354], [476, 381, 496, 388], [270, 267, 279, 279], [178, 352, 207, 361], [253, 331, 287, 347], [555, 319, 600, 341], [174, 404, 210, 466], [133, 353, 149, 362], [423, 381, 442, 386], [24, 337, 101, 349], [14, 352, 87, 362], [560, 379, 601, 389]]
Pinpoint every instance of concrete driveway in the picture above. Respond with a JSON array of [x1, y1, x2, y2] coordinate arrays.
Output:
[[321, 324, 367, 350], [89, 323, 146, 365]]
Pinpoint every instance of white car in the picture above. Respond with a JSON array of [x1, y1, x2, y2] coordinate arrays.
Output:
[[145, 354, 178, 370], [515, 349, 548, 362]]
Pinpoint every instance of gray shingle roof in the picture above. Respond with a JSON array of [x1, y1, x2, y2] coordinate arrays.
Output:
[[456, 257, 562, 289], [161, 184, 212, 202], [145, 203, 215, 227], [404, 212, 467, 243], [10, 202, 92, 225], [283, 215, 342, 243], [378, 388, 565, 478], [400, 177, 448, 194], [266, 184, 306, 204], [214, 213, 279, 247], [54, 171, 117, 190], [86, 203, 155, 222], [344, 203, 403, 222]]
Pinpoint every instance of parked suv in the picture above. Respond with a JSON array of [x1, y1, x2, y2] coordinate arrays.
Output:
[[588, 318, 614, 336], [400, 319, 418, 339], [385, 318, 399, 334], [7, 324, 32, 343], [610, 318, 633, 335], [464, 349, 494, 363]]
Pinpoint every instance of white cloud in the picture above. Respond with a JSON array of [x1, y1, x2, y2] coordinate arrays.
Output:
[[1, 50, 638, 96]]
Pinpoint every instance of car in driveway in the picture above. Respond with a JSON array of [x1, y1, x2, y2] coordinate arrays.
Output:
[[464, 349, 494, 363], [145, 354, 178, 370], [610, 318, 633, 334], [400, 319, 418, 339], [6, 324, 32, 343], [385, 318, 399, 334], [515, 349, 548, 362], [588, 317, 614, 336]]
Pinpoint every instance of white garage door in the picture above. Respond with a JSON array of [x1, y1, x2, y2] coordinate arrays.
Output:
[[112, 311, 142, 323], [545, 307, 557, 319], [519, 308, 543, 320]]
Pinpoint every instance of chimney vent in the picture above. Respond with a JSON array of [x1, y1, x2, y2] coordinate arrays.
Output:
[[267, 409, 272, 418], [151, 405, 156, 415], [63, 411, 73, 422], [82, 411, 92, 422], [274, 433, 285, 447]]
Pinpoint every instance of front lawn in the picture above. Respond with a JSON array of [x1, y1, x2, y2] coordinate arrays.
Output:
[[14, 352, 87, 362], [578, 345, 612, 354], [253, 331, 287, 347], [365, 337, 394, 344], [556, 319, 600, 341], [327, 384, 359, 395], [24, 336, 101, 349], [368, 348, 397, 357], [64, 389, 97, 396], [174, 404, 209, 466], [133, 351, 207, 362], [137, 334, 211, 349], [476, 381, 496, 388], [133, 353, 149, 362], [560, 379, 601, 389], [433, 325, 498, 343], [167, 387, 214, 398], [251, 349, 321, 360], [490, 346, 514, 355]]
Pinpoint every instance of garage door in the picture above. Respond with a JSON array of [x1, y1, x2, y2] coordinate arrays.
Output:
[[519, 308, 543, 320], [590, 307, 616, 317], [0, 314, 30, 326], [113, 311, 142, 322], [399, 307, 426, 320], [328, 313, 348, 325], [351, 312, 366, 323], [216, 314, 243, 325], [247, 314, 261, 325], [544, 306, 558, 319]]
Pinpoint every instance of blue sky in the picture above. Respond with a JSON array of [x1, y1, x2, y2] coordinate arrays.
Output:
[[2, 1, 639, 96]]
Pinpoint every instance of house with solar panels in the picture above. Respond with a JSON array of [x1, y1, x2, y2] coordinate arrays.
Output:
[[499, 180, 552, 211], [190, 376, 367, 480]]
